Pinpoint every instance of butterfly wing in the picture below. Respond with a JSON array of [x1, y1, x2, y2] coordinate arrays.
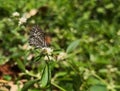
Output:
[[29, 25, 47, 48]]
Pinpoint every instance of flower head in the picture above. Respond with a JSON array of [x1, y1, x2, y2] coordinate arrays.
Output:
[[29, 9, 38, 16], [18, 17, 27, 25], [57, 52, 67, 60], [44, 55, 53, 61], [25, 9, 38, 19], [12, 12, 20, 17], [42, 47, 53, 55], [117, 30, 120, 35], [83, 69, 90, 80], [107, 81, 115, 90]]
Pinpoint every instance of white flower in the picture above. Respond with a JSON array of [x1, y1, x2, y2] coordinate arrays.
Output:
[[107, 65, 118, 73], [42, 47, 53, 55], [25, 9, 38, 19], [44, 55, 53, 61], [12, 12, 20, 17], [57, 52, 67, 60], [27, 54, 34, 60], [110, 68, 118, 72], [107, 82, 115, 90], [117, 30, 120, 35], [89, 37, 94, 42], [18, 17, 27, 25], [29, 9, 38, 16], [83, 69, 90, 80]]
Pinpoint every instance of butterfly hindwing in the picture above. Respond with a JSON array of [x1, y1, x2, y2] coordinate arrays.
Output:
[[29, 25, 47, 48]]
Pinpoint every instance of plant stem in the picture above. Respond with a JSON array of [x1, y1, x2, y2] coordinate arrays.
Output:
[[51, 82, 67, 91], [46, 54, 52, 91]]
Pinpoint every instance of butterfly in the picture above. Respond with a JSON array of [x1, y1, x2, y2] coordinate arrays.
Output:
[[29, 25, 47, 48]]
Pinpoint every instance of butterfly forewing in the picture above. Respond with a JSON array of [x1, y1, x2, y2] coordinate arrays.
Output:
[[29, 25, 47, 48]]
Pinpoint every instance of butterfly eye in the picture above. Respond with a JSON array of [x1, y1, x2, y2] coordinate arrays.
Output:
[[29, 25, 47, 48]]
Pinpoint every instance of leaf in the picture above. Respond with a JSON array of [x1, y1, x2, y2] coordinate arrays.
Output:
[[40, 64, 50, 88], [48, 63, 51, 83], [55, 72, 67, 77], [66, 40, 80, 53], [3, 75, 12, 81], [89, 84, 107, 91], [21, 80, 38, 91], [16, 59, 26, 72], [32, 54, 42, 63]]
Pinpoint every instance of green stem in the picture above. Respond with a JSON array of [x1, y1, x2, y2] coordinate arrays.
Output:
[[25, 70, 41, 79], [51, 82, 67, 91], [46, 54, 52, 91], [92, 73, 108, 85]]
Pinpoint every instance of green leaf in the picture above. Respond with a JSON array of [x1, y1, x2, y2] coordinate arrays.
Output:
[[32, 54, 42, 63], [16, 59, 26, 72], [40, 64, 49, 88], [55, 72, 67, 77], [3, 75, 12, 81], [105, 3, 114, 9], [97, 8, 105, 14], [21, 80, 38, 91], [66, 40, 80, 53], [48, 63, 51, 83], [28, 89, 42, 91], [89, 84, 107, 91]]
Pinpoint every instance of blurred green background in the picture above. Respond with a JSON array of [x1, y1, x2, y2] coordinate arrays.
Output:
[[0, 0, 120, 91]]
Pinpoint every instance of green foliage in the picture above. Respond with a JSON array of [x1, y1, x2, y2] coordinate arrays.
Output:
[[21, 79, 39, 91], [0, 0, 120, 91], [3, 75, 12, 81], [40, 63, 51, 88], [89, 84, 107, 91], [66, 40, 80, 53]]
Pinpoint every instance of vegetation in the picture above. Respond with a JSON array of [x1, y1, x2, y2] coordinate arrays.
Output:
[[0, 0, 120, 91]]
